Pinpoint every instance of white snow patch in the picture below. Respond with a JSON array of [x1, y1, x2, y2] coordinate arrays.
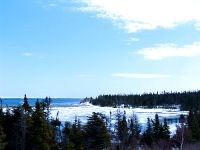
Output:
[[50, 103, 188, 135]]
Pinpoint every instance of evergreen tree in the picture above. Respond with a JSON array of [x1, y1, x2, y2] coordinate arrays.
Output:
[[69, 118, 84, 150], [115, 109, 122, 143], [108, 111, 112, 136], [174, 114, 189, 149], [115, 109, 129, 146], [41, 97, 52, 121], [0, 124, 7, 150], [89, 90, 200, 111], [188, 112, 200, 141], [51, 112, 62, 147], [118, 111, 128, 147], [152, 114, 161, 140], [62, 122, 73, 150], [62, 118, 84, 150], [12, 107, 27, 150], [162, 118, 170, 140], [142, 118, 153, 146], [128, 114, 141, 149], [0, 98, 2, 110], [85, 112, 111, 150], [22, 94, 32, 113], [1, 107, 18, 150], [27, 100, 56, 150]]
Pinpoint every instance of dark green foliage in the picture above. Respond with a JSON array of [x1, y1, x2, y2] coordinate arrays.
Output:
[[0, 106, 3, 143], [118, 111, 129, 145], [187, 111, 200, 141], [162, 118, 170, 140], [1, 96, 59, 150], [1, 107, 19, 150], [27, 100, 56, 150], [22, 94, 32, 113], [128, 114, 141, 149], [71, 119, 84, 150], [1, 95, 200, 149], [62, 122, 73, 149], [115, 110, 129, 142], [142, 118, 153, 146], [0, 124, 7, 150], [152, 114, 161, 139], [88, 90, 200, 111], [62, 118, 84, 150], [41, 97, 52, 121], [152, 114, 170, 141], [142, 115, 170, 147], [173, 115, 189, 148], [85, 112, 111, 150], [115, 109, 123, 142], [12, 107, 26, 150], [129, 114, 141, 139]]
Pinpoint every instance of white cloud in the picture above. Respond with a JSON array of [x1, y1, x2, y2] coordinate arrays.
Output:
[[137, 42, 200, 60], [74, 0, 200, 32], [23, 52, 33, 56], [112, 73, 171, 79], [195, 22, 200, 30]]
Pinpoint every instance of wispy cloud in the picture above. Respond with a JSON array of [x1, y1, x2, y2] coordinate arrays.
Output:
[[23, 52, 33, 57], [126, 37, 140, 45], [74, 0, 200, 32], [47, 3, 57, 7], [128, 37, 140, 42], [195, 22, 200, 30], [137, 42, 200, 60], [112, 73, 171, 79]]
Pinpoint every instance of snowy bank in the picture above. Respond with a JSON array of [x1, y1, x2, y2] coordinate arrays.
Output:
[[50, 103, 188, 135]]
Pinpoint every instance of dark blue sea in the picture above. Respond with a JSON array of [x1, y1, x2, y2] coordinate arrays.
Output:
[[0, 98, 81, 106]]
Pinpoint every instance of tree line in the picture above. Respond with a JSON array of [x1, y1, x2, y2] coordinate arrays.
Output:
[[84, 90, 200, 111], [1, 95, 200, 149]]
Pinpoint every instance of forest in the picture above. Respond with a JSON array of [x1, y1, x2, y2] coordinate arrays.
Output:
[[0, 94, 200, 150], [84, 90, 200, 111]]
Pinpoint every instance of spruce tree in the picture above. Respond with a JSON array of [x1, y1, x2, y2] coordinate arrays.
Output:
[[115, 109, 122, 143], [142, 118, 153, 146], [0, 124, 7, 150], [62, 122, 73, 150], [162, 118, 170, 140], [62, 118, 84, 150], [1, 107, 17, 149], [188, 111, 200, 141], [129, 114, 141, 148], [69, 118, 84, 150], [118, 111, 128, 146], [42, 97, 52, 121], [12, 106, 27, 150], [85, 112, 111, 149], [51, 112, 62, 147], [22, 94, 32, 113], [115, 110, 129, 149], [152, 114, 161, 140], [27, 100, 56, 150]]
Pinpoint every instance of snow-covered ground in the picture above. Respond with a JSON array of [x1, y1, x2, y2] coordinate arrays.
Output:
[[50, 103, 189, 135]]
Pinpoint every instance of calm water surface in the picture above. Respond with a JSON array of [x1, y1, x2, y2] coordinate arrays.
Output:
[[0, 98, 81, 106]]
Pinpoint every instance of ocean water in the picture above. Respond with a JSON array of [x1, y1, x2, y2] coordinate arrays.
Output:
[[0, 98, 81, 106]]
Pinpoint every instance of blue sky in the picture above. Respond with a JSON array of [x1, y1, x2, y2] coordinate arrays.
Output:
[[1, 0, 200, 98]]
